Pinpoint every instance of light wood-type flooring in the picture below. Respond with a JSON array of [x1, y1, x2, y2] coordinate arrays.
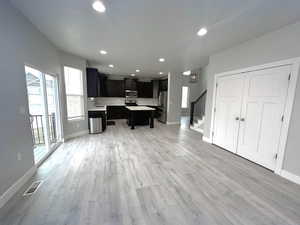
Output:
[[1, 120, 300, 225]]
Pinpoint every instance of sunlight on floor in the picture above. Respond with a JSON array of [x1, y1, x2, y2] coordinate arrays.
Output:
[[34, 145, 47, 164]]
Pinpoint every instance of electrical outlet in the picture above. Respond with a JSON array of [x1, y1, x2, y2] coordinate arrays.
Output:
[[17, 152, 22, 161]]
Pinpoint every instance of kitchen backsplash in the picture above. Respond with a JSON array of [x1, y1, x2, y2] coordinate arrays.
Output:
[[87, 97, 159, 108]]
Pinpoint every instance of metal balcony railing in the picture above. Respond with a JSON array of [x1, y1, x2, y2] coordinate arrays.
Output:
[[48, 113, 57, 144], [30, 114, 56, 146]]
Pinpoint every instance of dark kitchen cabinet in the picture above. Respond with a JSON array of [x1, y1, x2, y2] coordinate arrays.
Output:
[[124, 78, 137, 90], [86, 68, 107, 97], [86, 68, 99, 97], [98, 73, 107, 97], [148, 106, 160, 118], [137, 81, 153, 98], [107, 106, 128, 120], [99, 73, 107, 97], [106, 80, 125, 97], [159, 79, 168, 91]]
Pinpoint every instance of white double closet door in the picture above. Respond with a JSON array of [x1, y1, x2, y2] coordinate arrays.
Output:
[[213, 65, 291, 171]]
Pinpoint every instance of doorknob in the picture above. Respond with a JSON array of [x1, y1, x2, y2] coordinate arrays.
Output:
[[240, 118, 245, 122], [235, 117, 240, 121]]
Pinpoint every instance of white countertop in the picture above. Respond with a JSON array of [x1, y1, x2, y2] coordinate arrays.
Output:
[[138, 104, 159, 106], [126, 106, 156, 111], [88, 106, 107, 112], [88, 104, 159, 111]]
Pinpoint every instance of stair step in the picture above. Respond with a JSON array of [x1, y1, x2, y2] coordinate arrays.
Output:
[[190, 125, 204, 134]]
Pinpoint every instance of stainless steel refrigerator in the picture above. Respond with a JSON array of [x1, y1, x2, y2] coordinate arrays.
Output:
[[158, 91, 167, 123]]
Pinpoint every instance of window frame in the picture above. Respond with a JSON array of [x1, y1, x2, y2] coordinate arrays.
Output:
[[63, 66, 85, 121], [181, 86, 190, 109]]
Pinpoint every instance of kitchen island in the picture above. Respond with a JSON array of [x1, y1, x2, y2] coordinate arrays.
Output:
[[126, 106, 156, 129]]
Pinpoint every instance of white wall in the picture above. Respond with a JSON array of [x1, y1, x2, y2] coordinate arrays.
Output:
[[167, 68, 208, 121], [0, 1, 90, 202], [181, 67, 208, 116], [0, 1, 61, 197], [204, 20, 300, 177], [167, 73, 182, 124], [59, 51, 88, 138], [190, 67, 208, 102]]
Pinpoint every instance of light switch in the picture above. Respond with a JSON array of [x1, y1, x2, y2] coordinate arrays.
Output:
[[17, 152, 22, 161]]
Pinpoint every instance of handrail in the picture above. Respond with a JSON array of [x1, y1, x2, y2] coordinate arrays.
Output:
[[192, 89, 207, 104], [190, 89, 207, 125]]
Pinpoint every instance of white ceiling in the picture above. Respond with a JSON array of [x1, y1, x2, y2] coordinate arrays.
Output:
[[10, 0, 300, 77]]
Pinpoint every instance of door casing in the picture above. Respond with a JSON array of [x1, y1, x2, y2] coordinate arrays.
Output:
[[24, 63, 63, 166], [209, 57, 300, 175]]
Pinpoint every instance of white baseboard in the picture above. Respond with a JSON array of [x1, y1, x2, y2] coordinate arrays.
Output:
[[167, 121, 180, 125], [190, 126, 204, 134], [202, 136, 212, 143], [65, 130, 89, 141], [281, 170, 300, 185], [0, 166, 37, 209], [35, 142, 62, 168]]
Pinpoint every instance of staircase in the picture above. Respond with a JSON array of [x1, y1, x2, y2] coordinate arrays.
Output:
[[190, 90, 207, 134], [190, 116, 205, 133]]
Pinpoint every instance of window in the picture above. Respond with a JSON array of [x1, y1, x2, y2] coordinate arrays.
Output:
[[181, 86, 189, 109], [64, 66, 84, 120]]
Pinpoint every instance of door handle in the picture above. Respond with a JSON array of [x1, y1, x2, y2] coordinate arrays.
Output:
[[240, 118, 245, 122], [235, 117, 240, 121]]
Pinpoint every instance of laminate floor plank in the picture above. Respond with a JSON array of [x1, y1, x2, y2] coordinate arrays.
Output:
[[1, 120, 300, 225]]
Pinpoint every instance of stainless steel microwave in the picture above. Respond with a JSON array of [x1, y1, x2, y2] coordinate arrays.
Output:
[[125, 90, 137, 97]]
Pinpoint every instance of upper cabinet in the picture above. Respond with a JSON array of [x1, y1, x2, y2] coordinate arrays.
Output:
[[159, 79, 168, 91], [106, 80, 125, 97], [124, 78, 137, 91], [86, 68, 107, 97], [137, 81, 153, 98], [86, 68, 99, 97], [87, 70, 160, 98]]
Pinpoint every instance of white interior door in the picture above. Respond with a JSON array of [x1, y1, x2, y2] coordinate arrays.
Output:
[[213, 74, 244, 153], [237, 66, 291, 170]]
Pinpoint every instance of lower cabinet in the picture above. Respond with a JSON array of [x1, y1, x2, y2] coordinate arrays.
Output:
[[127, 111, 151, 126], [107, 106, 128, 120], [106, 106, 159, 120], [147, 106, 159, 118]]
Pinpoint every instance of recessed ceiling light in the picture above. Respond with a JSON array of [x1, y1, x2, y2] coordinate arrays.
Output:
[[159, 58, 165, 62], [197, 27, 207, 36], [159, 72, 164, 75], [183, 70, 191, 76], [131, 74, 136, 77], [108, 64, 114, 68], [100, 50, 107, 55], [136, 69, 140, 73], [92, 1, 106, 13]]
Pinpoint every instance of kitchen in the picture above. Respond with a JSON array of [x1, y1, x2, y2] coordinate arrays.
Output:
[[86, 68, 168, 133]]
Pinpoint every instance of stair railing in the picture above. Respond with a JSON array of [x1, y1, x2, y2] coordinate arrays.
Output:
[[190, 89, 207, 125]]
